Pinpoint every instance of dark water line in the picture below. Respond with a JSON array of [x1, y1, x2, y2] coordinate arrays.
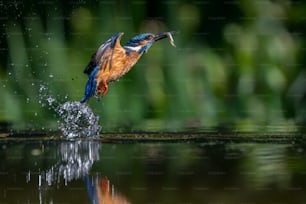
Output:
[[1, 131, 305, 144]]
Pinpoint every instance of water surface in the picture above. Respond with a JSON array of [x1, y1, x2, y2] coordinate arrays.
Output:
[[0, 133, 306, 204]]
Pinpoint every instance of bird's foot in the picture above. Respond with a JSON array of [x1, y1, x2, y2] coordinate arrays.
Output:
[[97, 82, 108, 96]]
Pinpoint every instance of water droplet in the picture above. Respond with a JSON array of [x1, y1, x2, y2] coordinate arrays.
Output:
[[31, 149, 41, 156], [47, 97, 55, 105], [39, 85, 47, 92]]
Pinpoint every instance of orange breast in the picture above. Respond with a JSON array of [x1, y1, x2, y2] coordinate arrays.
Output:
[[96, 46, 142, 84]]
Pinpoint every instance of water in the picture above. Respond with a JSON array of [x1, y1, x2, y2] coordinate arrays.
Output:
[[38, 84, 101, 138], [0, 135, 305, 204], [58, 102, 101, 138]]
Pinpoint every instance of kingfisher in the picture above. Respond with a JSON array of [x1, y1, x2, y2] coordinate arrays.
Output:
[[80, 31, 176, 103]]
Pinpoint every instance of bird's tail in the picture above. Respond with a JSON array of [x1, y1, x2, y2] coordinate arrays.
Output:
[[80, 66, 99, 103]]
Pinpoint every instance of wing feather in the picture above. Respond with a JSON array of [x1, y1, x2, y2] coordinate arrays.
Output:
[[83, 32, 123, 75]]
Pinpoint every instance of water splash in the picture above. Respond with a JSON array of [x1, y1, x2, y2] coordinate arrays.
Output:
[[38, 84, 101, 138], [58, 101, 101, 138]]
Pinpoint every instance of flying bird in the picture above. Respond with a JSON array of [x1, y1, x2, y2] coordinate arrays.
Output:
[[80, 31, 176, 103]]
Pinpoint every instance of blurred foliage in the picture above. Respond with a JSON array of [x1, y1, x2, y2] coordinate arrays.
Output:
[[0, 0, 306, 132]]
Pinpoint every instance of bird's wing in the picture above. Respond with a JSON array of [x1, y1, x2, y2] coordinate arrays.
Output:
[[83, 33, 122, 75]]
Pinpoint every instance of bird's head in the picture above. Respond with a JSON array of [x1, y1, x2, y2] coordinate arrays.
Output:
[[124, 31, 175, 54]]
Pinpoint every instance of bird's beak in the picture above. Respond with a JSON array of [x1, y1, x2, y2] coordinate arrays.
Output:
[[153, 31, 176, 42]]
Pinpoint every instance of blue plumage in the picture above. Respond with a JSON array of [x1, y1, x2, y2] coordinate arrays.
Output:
[[125, 33, 152, 47], [80, 66, 99, 103], [138, 42, 153, 54]]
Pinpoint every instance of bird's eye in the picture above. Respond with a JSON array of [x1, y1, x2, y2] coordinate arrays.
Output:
[[146, 35, 153, 40]]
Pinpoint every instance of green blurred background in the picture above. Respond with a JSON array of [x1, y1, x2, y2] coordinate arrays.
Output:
[[0, 0, 306, 132]]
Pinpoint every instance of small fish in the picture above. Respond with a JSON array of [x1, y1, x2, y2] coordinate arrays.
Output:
[[166, 31, 176, 47]]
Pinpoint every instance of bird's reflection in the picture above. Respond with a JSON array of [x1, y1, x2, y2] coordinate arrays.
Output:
[[26, 140, 129, 204], [86, 176, 130, 204]]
